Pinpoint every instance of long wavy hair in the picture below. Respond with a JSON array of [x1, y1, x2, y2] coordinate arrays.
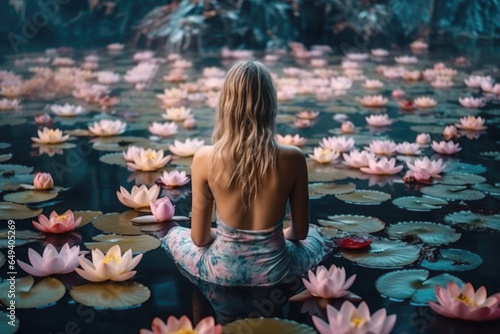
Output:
[[211, 60, 279, 210]]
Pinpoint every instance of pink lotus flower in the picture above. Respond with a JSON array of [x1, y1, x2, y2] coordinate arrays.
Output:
[[294, 119, 313, 129], [297, 110, 319, 119], [123, 146, 145, 162], [276, 134, 306, 147], [133, 51, 155, 62], [313, 302, 396, 334], [33, 172, 54, 190], [341, 121, 355, 134], [140, 316, 222, 334], [410, 40, 428, 51], [459, 97, 485, 109], [416, 133, 431, 145], [309, 147, 340, 164], [159, 170, 190, 188], [429, 281, 500, 321], [480, 82, 500, 95], [330, 77, 352, 91], [127, 149, 172, 172], [395, 142, 421, 155], [431, 77, 453, 89], [0, 98, 22, 110], [406, 157, 446, 178], [359, 95, 388, 108], [107, 43, 124, 51], [414, 97, 437, 108], [88, 119, 126, 137], [431, 140, 462, 155], [442, 125, 459, 140], [365, 114, 392, 127], [362, 79, 384, 89], [148, 122, 178, 137], [455, 116, 487, 131], [169, 138, 205, 157], [290, 265, 356, 301], [391, 89, 405, 99], [366, 139, 397, 156], [277, 89, 296, 102], [343, 150, 376, 168], [395, 55, 418, 64], [76, 244, 143, 282], [50, 104, 85, 117], [346, 53, 369, 61], [183, 117, 197, 129], [32, 210, 82, 234], [360, 157, 403, 175], [34, 113, 52, 125], [371, 49, 389, 57], [150, 197, 175, 222], [97, 71, 120, 85], [32, 128, 70, 144], [464, 75, 492, 88], [17, 243, 80, 276], [116, 184, 160, 210], [404, 170, 432, 183], [319, 136, 355, 153]]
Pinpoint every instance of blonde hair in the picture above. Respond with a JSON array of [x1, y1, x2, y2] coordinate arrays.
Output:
[[212, 60, 278, 209]]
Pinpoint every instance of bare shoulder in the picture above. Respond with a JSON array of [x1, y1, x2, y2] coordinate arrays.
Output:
[[277, 144, 306, 163], [192, 145, 214, 164]]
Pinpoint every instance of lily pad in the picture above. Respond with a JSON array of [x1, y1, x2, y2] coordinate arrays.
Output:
[[471, 183, 500, 195], [92, 211, 142, 235], [410, 125, 445, 134], [444, 162, 486, 174], [386, 221, 461, 245], [443, 211, 500, 231], [0, 154, 12, 162], [307, 163, 362, 182], [420, 185, 485, 201], [0, 164, 33, 176], [319, 227, 338, 238], [438, 173, 486, 186], [375, 269, 464, 305], [0, 202, 42, 220], [223, 318, 316, 334], [84, 234, 161, 254], [0, 276, 65, 308], [70, 281, 151, 309], [309, 182, 356, 197], [318, 215, 385, 233], [74, 210, 103, 228], [421, 248, 482, 271], [335, 190, 391, 205], [341, 239, 420, 268], [479, 151, 500, 160], [0, 229, 43, 239], [3, 190, 58, 204], [392, 196, 448, 211], [99, 153, 127, 167]]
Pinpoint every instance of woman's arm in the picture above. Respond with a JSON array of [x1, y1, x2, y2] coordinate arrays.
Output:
[[190, 147, 216, 247], [285, 148, 309, 241]]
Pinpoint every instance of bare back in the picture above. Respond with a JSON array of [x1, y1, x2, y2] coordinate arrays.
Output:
[[190, 144, 309, 246]]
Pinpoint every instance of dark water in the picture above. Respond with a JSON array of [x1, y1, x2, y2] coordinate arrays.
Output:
[[1, 46, 500, 334]]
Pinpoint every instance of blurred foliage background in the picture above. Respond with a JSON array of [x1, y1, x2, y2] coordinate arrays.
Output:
[[2, 0, 500, 53]]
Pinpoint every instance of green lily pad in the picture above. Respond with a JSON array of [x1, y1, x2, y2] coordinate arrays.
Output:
[[421, 249, 482, 271]]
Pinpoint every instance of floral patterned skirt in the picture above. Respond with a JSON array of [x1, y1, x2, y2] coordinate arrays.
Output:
[[162, 218, 325, 286]]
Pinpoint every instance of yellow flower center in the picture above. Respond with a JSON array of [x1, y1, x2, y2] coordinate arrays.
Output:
[[103, 253, 121, 264], [321, 150, 330, 156], [56, 214, 69, 222], [170, 330, 196, 334], [146, 152, 157, 159], [456, 293, 477, 307], [350, 316, 366, 329]]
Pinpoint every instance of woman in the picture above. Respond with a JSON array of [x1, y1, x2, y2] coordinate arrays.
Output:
[[163, 60, 325, 286]]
